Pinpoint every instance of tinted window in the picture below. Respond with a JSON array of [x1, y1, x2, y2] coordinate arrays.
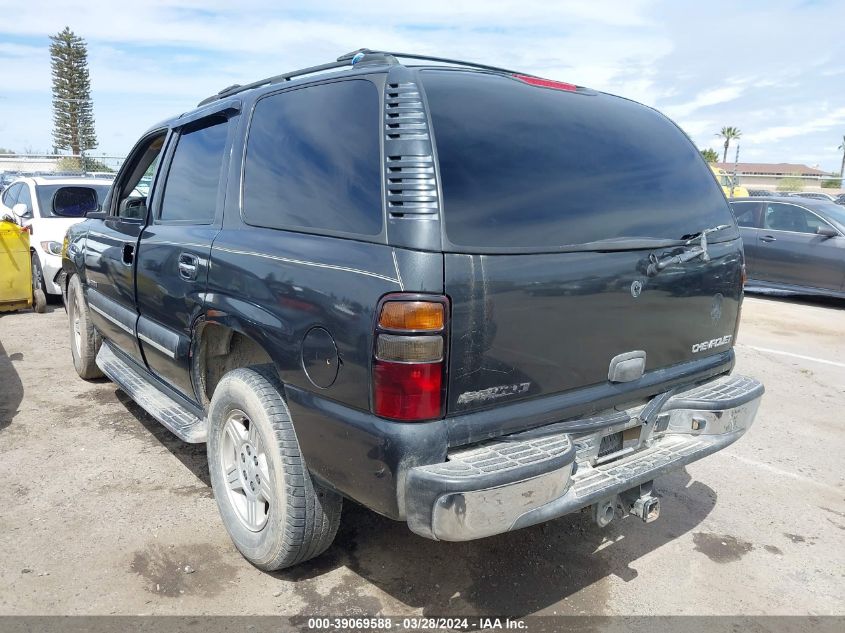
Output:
[[730, 202, 760, 228], [423, 71, 737, 249], [160, 119, 228, 223], [243, 80, 382, 236], [36, 184, 110, 218], [764, 203, 831, 234]]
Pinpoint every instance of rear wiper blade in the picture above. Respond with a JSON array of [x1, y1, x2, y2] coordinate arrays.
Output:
[[646, 224, 732, 277]]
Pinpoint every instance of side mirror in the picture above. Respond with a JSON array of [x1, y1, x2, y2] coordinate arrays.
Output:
[[52, 186, 99, 217], [12, 202, 29, 218], [817, 225, 838, 238]]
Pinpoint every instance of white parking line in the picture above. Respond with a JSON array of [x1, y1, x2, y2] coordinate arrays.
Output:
[[729, 454, 842, 493], [738, 344, 845, 369]]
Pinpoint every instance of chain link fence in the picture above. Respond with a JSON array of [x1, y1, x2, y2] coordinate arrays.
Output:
[[0, 154, 126, 184]]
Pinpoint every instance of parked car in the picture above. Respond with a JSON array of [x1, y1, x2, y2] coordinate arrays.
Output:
[[784, 191, 839, 203], [61, 49, 764, 570], [747, 189, 777, 197], [730, 197, 845, 298], [0, 176, 112, 298], [836, 193, 845, 206]]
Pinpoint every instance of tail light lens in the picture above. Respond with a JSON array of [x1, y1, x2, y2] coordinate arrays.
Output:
[[372, 295, 448, 421], [513, 73, 577, 92]]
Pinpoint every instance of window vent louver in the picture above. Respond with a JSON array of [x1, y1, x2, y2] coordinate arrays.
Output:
[[384, 80, 439, 218], [385, 82, 429, 141], [386, 155, 438, 216]]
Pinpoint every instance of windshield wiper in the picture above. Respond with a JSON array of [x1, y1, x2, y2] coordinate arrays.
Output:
[[646, 224, 732, 277]]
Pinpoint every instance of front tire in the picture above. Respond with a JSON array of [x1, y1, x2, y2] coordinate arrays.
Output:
[[207, 365, 342, 570], [67, 275, 103, 379], [31, 251, 46, 295]]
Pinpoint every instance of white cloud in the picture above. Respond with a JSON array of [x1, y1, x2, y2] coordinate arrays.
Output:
[[0, 0, 842, 170], [662, 86, 745, 120]]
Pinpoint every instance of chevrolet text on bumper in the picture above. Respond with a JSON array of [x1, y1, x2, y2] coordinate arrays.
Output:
[[405, 374, 763, 541]]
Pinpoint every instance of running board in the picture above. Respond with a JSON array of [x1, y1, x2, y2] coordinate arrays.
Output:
[[96, 344, 207, 443]]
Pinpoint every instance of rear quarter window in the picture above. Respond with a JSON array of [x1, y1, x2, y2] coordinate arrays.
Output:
[[423, 70, 737, 250], [242, 79, 383, 237]]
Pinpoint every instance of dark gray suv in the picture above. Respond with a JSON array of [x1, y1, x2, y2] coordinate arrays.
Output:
[[62, 49, 764, 570]]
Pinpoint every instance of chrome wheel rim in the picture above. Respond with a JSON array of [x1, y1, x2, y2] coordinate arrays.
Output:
[[220, 409, 272, 531], [71, 296, 82, 356]]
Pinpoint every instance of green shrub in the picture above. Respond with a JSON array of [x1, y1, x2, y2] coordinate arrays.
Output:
[[821, 178, 841, 189], [777, 176, 804, 192]]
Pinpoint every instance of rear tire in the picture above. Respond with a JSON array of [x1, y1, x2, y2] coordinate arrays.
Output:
[[33, 289, 47, 314], [67, 274, 103, 379], [207, 365, 342, 571]]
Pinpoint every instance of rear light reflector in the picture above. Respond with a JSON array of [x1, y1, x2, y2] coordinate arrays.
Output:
[[379, 301, 444, 331], [373, 361, 442, 420], [513, 73, 577, 92], [376, 334, 443, 363]]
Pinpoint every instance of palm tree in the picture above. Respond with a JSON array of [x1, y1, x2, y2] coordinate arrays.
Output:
[[700, 148, 719, 163], [838, 135, 845, 185], [716, 126, 742, 163]]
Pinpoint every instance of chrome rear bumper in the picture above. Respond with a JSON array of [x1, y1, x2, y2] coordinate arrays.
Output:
[[405, 373, 763, 541]]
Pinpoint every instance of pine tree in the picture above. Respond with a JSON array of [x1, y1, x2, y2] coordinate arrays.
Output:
[[50, 27, 98, 156]]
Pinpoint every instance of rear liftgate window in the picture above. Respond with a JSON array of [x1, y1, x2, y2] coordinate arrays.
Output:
[[242, 79, 383, 237], [423, 70, 736, 250]]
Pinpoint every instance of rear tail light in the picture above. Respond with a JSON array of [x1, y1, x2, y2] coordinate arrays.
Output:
[[513, 73, 577, 92], [379, 301, 444, 331], [372, 295, 448, 421]]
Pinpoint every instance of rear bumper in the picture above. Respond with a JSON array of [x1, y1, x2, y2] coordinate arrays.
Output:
[[405, 374, 763, 541]]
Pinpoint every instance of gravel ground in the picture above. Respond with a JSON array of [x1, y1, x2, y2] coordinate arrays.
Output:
[[0, 295, 842, 616]]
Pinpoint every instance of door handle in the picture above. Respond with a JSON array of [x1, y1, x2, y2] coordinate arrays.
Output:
[[760, 235, 777, 243], [122, 243, 134, 265], [178, 253, 199, 280]]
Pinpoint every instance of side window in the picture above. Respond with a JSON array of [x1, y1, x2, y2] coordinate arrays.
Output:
[[159, 117, 229, 223], [16, 184, 33, 213], [730, 202, 760, 228], [2, 183, 21, 208], [242, 80, 382, 236], [116, 133, 167, 220], [764, 203, 830, 234]]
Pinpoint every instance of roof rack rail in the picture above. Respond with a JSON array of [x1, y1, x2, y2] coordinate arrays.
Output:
[[197, 48, 523, 107], [337, 48, 522, 75]]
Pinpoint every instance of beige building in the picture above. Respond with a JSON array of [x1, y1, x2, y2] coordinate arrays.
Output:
[[714, 162, 842, 194]]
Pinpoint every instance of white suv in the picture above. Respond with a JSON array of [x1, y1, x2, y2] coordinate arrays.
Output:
[[0, 175, 112, 297]]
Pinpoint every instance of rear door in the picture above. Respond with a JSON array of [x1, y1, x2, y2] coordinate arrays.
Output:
[[729, 200, 763, 277], [421, 70, 744, 413], [755, 201, 845, 291], [134, 113, 233, 400], [84, 131, 168, 364]]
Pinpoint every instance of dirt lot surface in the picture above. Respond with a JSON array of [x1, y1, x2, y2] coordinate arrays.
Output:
[[0, 295, 843, 616]]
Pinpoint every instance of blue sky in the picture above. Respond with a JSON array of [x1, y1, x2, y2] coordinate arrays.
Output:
[[0, 0, 843, 172]]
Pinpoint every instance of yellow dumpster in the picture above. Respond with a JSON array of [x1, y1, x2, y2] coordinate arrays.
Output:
[[0, 219, 46, 313]]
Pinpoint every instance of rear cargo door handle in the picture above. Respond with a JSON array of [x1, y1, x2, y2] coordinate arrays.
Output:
[[760, 235, 777, 243], [178, 253, 199, 280]]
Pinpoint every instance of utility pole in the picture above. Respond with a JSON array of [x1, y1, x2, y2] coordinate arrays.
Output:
[[730, 144, 740, 198], [53, 96, 88, 174]]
